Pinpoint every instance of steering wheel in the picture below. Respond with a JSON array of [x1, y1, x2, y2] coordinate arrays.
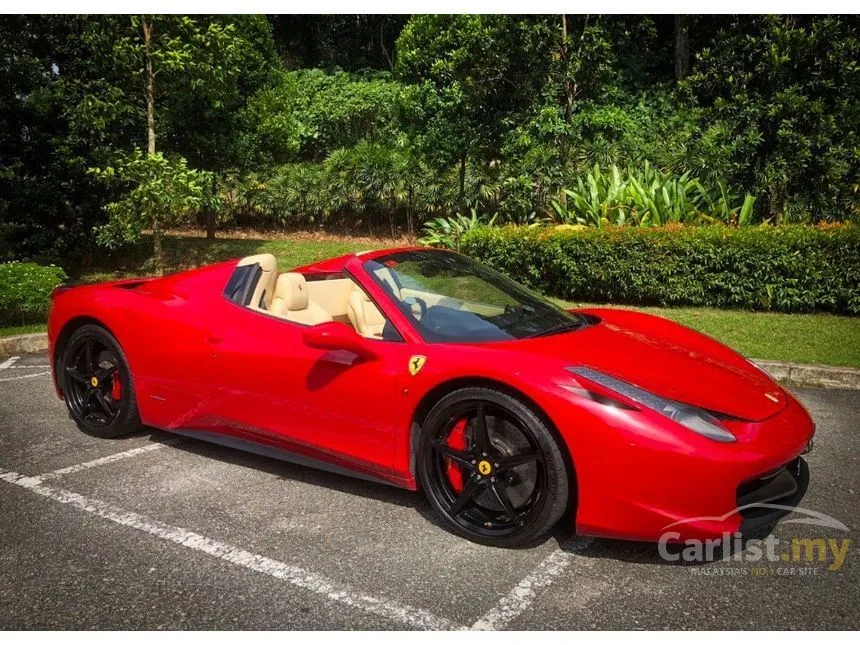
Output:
[[404, 296, 428, 320]]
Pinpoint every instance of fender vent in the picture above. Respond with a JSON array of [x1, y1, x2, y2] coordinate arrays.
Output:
[[114, 281, 148, 290]]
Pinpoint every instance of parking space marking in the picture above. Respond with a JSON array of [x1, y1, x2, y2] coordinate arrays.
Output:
[[8, 364, 50, 369], [471, 538, 593, 630], [0, 468, 467, 631], [35, 440, 181, 481], [0, 370, 50, 382], [0, 356, 19, 369]]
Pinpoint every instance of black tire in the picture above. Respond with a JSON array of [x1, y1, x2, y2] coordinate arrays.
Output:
[[417, 387, 569, 547], [59, 324, 143, 439]]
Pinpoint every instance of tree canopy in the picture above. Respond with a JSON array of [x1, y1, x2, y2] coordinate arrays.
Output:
[[1, 14, 857, 268]]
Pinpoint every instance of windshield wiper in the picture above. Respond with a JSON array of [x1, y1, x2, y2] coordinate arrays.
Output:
[[527, 319, 587, 339]]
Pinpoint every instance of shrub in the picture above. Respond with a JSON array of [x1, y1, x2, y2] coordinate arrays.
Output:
[[239, 69, 406, 167], [419, 210, 498, 251], [549, 163, 756, 227], [682, 16, 860, 223], [460, 224, 860, 314], [0, 262, 68, 325]]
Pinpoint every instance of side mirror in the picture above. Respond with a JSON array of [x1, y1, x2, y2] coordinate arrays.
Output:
[[302, 321, 379, 360]]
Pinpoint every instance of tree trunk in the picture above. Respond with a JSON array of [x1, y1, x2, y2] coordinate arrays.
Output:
[[674, 15, 691, 82], [152, 217, 163, 277], [770, 185, 785, 225], [458, 154, 466, 211], [561, 15, 573, 126], [380, 20, 394, 71], [142, 16, 156, 156], [407, 185, 414, 236], [205, 209, 216, 239], [559, 14, 587, 172], [205, 175, 217, 239], [141, 15, 164, 275]]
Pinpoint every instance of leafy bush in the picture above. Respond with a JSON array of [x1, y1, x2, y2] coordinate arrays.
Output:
[[683, 16, 860, 222], [419, 210, 499, 251], [550, 163, 756, 227], [0, 262, 68, 325], [239, 69, 405, 167], [460, 224, 860, 314]]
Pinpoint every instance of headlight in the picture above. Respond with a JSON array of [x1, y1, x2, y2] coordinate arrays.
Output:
[[566, 366, 736, 443]]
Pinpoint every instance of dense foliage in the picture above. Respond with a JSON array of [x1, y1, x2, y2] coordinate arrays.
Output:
[[0, 262, 68, 325], [548, 163, 756, 227], [682, 16, 860, 223], [1, 15, 858, 270], [460, 224, 860, 314], [0, 14, 275, 266]]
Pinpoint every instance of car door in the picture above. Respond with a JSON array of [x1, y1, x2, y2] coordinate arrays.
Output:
[[202, 295, 409, 477]]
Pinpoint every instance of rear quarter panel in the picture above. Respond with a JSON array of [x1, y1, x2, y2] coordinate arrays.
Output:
[[49, 263, 235, 428]]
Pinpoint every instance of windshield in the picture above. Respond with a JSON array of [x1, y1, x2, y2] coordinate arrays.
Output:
[[362, 250, 591, 343]]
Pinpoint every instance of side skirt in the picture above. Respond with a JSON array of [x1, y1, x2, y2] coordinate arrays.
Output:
[[170, 428, 415, 490]]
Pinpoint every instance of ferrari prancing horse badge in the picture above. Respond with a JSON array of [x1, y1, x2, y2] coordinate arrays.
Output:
[[408, 355, 427, 376]]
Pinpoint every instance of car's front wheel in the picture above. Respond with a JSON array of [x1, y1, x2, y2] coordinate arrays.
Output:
[[417, 387, 569, 547], [59, 324, 143, 439]]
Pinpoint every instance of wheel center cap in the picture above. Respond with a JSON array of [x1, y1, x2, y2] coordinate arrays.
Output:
[[90, 376, 99, 387], [477, 460, 493, 476]]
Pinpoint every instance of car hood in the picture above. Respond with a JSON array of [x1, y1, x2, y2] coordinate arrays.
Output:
[[505, 308, 786, 421]]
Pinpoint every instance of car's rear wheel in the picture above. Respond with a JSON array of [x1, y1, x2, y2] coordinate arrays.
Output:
[[60, 324, 142, 438], [417, 387, 569, 547]]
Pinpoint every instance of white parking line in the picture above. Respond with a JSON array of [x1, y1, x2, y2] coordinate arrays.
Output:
[[0, 370, 50, 382], [471, 537, 593, 630], [0, 356, 19, 369], [8, 364, 50, 369], [36, 440, 179, 481], [0, 468, 467, 630]]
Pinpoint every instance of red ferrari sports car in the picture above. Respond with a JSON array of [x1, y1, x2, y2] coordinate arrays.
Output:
[[48, 247, 814, 547]]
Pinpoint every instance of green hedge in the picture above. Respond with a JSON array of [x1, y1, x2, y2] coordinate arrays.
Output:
[[0, 262, 68, 325], [460, 225, 860, 314]]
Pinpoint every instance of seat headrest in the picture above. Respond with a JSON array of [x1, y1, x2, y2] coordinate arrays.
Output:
[[237, 253, 277, 273], [374, 268, 400, 299], [275, 272, 308, 311]]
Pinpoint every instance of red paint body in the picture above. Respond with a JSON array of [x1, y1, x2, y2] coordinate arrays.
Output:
[[48, 248, 815, 542]]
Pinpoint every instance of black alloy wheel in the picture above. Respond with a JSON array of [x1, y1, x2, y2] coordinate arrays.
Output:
[[60, 325, 142, 438], [418, 387, 569, 547]]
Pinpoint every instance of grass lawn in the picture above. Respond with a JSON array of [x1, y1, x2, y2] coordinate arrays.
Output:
[[5, 231, 855, 369], [554, 300, 860, 368], [0, 323, 47, 338], [76, 231, 386, 283]]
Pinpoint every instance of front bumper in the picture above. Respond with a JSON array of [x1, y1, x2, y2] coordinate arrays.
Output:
[[565, 389, 815, 542], [737, 456, 810, 535]]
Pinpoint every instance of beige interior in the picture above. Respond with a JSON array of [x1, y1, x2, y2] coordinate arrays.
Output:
[[346, 288, 387, 338], [238, 253, 278, 311], [400, 287, 505, 317], [269, 272, 333, 325], [237, 255, 387, 338], [306, 278, 357, 320]]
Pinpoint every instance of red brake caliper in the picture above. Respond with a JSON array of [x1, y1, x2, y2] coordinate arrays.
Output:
[[445, 418, 467, 493], [110, 370, 122, 401]]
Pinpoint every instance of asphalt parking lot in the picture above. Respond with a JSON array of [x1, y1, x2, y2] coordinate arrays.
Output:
[[1, 350, 858, 630]]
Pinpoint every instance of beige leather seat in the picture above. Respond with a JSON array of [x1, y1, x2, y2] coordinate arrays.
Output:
[[347, 287, 386, 338], [270, 272, 333, 325], [372, 266, 401, 300], [238, 253, 278, 311]]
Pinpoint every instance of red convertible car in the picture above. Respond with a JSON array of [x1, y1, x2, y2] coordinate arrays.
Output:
[[48, 247, 814, 547]]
